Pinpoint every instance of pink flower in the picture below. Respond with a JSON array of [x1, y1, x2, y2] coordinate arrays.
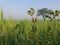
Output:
[[32, 15, 37, 22]]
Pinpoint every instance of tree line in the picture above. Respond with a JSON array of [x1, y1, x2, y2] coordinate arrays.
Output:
[[28, 8, 60, 21]]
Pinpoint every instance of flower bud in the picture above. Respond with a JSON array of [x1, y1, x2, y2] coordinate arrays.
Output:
[[32, 15, 37, 22]]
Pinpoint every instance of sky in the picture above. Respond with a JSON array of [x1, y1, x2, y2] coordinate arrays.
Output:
[[0, 0, 60, 20]]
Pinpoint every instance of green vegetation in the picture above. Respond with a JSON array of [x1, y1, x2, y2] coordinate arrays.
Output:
[[0, 8, 60, 45], [28, 8, 35, 16], [37, 8, 60, 20], [0, 20, 60, 45]]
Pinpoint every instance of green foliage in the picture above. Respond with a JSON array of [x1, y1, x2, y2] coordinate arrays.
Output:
[[27, 8, 35, 16], [37, 8, 60, 20], [0, 20, 60, 45], [37, 8, 48, 16], [0, 9, 4, 21], [0, 8, 60, 45]]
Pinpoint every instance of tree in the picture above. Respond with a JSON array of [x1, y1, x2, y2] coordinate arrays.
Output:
[[27, 8, 37, 22], [48, 9, 54, 20], [48, 10, 60, 20], [37, 8, 60, 20], [27, 8, 38, 45], [27, 8, 35, 16], [37, 8, 49, 20]]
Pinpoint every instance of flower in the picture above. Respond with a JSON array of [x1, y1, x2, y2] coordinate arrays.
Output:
[[32, 15, 37, 22]]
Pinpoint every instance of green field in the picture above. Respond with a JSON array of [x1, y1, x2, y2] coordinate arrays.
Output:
[[0, 20, 60, 45]]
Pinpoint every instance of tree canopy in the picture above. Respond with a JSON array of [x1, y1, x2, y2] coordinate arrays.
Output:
[[27, 8, 35, 16], [37, 8, 60, 20]]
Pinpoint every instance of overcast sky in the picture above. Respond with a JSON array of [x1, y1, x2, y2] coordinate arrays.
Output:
[[0, 0, 60, 20]]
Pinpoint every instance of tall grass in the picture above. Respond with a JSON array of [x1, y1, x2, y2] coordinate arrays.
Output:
[[0, 20, 60, 45], [0, 10, 60, 45]]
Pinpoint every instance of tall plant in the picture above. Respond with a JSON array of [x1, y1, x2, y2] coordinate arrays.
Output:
[[27, 8, 39, 45]]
